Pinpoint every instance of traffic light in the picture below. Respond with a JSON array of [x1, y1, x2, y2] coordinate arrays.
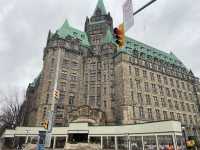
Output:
[[113, 23, 125, 48], [41, 120, 49, 129], [54, 89, 60, 99]]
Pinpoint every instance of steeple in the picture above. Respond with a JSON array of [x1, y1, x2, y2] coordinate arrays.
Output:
[[94, 0, 107, 15]]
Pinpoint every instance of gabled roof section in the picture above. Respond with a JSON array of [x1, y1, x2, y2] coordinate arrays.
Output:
[[119, 37, 186, 68], [103, 29, 116, 44], [94, 0, 107, 15], [56, 19, 90, 46]]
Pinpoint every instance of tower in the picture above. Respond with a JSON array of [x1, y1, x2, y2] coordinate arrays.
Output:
[[85, 0, 113, 52]]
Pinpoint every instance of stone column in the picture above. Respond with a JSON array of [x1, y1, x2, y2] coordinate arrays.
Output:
[[142, 136, 144, 150], [53, 136, 56, 149], [155, 135, 159, 150], [101, 136, 103, 149], [172, 134, 177, 150], [115, 136, 118, 150]]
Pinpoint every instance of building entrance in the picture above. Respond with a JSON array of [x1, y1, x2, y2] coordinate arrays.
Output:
[[68, 133, 88, 143]]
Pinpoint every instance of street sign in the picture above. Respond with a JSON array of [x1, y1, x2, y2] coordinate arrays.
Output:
[[123, 0, 134, 31]]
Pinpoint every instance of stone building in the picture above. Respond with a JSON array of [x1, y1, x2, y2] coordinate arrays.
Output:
[[24, 0, 200, 141]]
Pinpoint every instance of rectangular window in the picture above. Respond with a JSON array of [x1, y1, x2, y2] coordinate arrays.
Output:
[[155, 109, 161, 120], [146, 94, 151, 105], [136, 80, 141, 90], [104, 101, 107, 108], [184, 92, 188, 101], [139, 107, 145, 119], [143, 70, 147, 79], [51, 58, 55, 68], [192, 104, 196, 113], [172, 89, 177, 98], [183, 114, 187, 123], [189, 93, 193, 101], [129, 65, 132, 75], [165, 88, 171, 97], [135, 68, 140, 77], [157, 74, 161, 83], [163, 111, 168, 120], [158, 85, 164, 96], [130, 78, 133, 88], [69, 95, 74, 105], [181, 102, 185, 111], [89, 96, 95, 107], [177, 113, 181, 122], [181, 82, 185, 90], [174, 101, 179, 110], [148, 108, 153, 119], [161, 98, 166, 107], [152, 84, 157, 94], [144, 82, 149, 92], [176, 80, 180, 88], [187, 84, 190, 91], [104, 87, 106, 95], [189, 115, 193, 124], [163, 76, 168, 85], [131, 91, 134, 101], [150, 72, 155, 81], [186, 103, 191, 112], [170, 78, 174, 87], [170, 112, 175, 120], [104, 74, 106, 82], [59, 92, 65, 103], [154, 96, 159, 107], [168, 99, 173, 108], [178, 90, 182, 99], [137, 93, 143, 104]]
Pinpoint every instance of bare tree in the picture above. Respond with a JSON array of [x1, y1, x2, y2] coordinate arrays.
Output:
[[0, 90, 25, 136]]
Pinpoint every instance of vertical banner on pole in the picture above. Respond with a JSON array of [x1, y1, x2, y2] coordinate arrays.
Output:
[[44, 132, 51, 148], [44, 111, 53, 148], [123, 0, 134, 31]]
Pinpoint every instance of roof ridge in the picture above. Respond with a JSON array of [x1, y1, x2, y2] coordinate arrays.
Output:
[[124, 36, 186, 68]]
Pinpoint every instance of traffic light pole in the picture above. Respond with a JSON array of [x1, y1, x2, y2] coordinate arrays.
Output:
[[133, 0, 157, 16], [44, 48, 62, 147]]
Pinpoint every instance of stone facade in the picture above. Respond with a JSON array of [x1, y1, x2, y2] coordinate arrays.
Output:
[[23, 0, 200, 141]]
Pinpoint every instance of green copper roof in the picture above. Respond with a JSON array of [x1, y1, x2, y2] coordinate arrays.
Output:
[[103, 30, 116, 44], [119, 37, 185, 68], [94, 0, 107, 15], [56, 19, 90, 46]]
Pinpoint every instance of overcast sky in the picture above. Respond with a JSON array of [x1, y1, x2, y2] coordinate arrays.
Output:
[[0, 0, 200, 95]]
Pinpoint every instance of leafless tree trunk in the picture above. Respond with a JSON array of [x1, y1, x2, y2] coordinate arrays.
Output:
[[0, 89, 26, 136]]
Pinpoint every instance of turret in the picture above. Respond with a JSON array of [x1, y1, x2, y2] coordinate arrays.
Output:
[[84, 0, 113, 47]]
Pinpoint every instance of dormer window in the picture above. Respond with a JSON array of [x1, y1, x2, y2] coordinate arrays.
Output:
[[73, 32, 78, 36]]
